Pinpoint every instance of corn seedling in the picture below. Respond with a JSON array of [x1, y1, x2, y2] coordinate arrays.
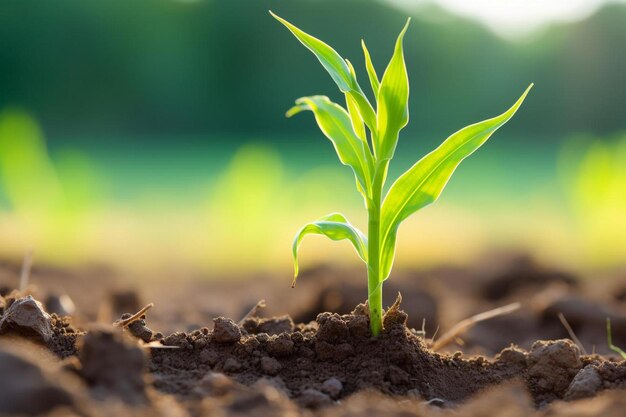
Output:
[[271, 12, 532, 335]]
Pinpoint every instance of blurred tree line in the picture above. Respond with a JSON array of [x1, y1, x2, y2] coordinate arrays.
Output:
[[0, 0, 624, 145]]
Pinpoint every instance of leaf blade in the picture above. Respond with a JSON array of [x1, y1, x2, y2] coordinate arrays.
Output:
[[361, 39, 380, 101], [292, 213, 368, 285], [379, 84, 533, 280], [376, 19, 410, 160], [345, 59, 367, 142], [288, 95, 373, 197], [270, 11, 377, 134]]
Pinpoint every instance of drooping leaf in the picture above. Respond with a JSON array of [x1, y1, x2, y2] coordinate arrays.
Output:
[[361, 39, 380, 101], [292, 213, 368, 285], [376, 19, 410, 160], [378, 84, 533, 280], [287, 95, 373, 197], [270, 11, 377, 134]]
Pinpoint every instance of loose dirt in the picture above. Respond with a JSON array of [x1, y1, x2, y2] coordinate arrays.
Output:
[[1, 257, 626, 416]]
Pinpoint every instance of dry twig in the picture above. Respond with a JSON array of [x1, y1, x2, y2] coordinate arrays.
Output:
[[19, 249, 34, 292], [112, 303, 154, 328], [432, 302, 521, 351], [139, 341, 180, 349], [558, 312, 587, 354]]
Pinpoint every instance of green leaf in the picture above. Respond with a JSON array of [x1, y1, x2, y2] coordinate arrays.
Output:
[[376, 19, 410, 160], [346, 93, 366, 142], [361, 40, 380, 101], [270, 11, 377, 134], [345, 59, 367, 142], [378, 84, 533, 280], [292, 213, 368, 286], [287, 95, 373, 197]]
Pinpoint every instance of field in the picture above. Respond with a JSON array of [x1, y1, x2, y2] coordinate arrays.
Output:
[[2, 254, 626, 416], [1, 1, 625, 416]]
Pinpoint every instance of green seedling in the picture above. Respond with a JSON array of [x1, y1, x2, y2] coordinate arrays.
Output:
[[607, 318, 626, 360], [271, 11, 532, 336]]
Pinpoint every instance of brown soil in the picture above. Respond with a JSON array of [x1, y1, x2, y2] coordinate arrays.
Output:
[[1, 256, 626, 416]]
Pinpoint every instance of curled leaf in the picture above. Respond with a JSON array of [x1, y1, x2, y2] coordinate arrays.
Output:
[[292, 213, 368, 286]]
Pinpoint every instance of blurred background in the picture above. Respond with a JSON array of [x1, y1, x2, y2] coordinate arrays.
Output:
[[0, 0, 625, 278]]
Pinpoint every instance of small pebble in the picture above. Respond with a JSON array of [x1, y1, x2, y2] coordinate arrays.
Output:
[[321, 377, 343, 398], [298, 388, 331, 408]]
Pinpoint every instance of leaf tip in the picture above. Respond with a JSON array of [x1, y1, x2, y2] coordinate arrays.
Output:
[[518, 83, 534, 103], [269, 10, 288, 26], [286, 102, 307, 118], [392, 17, 411, 51], [401, 17, 411, 36]]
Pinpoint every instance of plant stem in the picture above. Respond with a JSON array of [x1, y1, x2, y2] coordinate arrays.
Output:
[[367, 162, 387, 336]]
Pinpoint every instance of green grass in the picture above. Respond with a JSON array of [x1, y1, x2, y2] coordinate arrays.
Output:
[[607, 318, 626, 360]]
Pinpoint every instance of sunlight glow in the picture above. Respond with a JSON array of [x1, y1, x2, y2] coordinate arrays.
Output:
[[388, 0, 626, 38]]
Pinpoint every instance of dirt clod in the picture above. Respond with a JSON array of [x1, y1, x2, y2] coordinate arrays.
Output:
[[242, 314, 295, 336], [266, 333, 294, 357], [213, 317, 242, 343], [527, 339, 582, 404], [564, 365, 602, 400], [316, 313, 349, 343], [0, 341, 77, 415], [497, 345, 528, 370], [0, 295, 53, 342], [119, 313, 154, 343], [79, 325, 147, 404]]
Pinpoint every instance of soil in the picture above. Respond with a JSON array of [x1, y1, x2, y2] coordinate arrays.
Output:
[[1, 255, 626, 416]]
